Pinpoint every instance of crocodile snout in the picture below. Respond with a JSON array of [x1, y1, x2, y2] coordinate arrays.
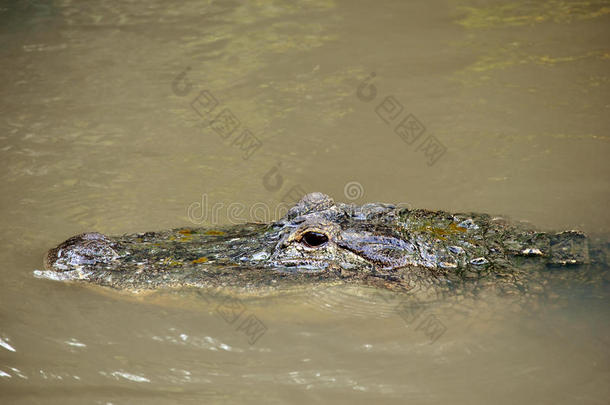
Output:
[[44, 232, 119, 271]]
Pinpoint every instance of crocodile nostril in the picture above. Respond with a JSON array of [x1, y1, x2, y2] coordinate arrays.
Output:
[[301, 231, 329, 248]]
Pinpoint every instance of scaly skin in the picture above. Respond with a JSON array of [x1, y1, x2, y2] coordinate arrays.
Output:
[[36, 193, 605, 296]]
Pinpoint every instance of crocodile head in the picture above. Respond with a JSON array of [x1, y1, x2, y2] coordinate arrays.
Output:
[[39, 192, 436, 291], [267, 192, 420, 274]]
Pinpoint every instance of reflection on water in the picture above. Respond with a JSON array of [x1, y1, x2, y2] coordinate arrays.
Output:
[[1, 0, 609, 403]]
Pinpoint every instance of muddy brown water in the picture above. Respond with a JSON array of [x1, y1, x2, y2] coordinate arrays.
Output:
[[1, 0, 609, 404]]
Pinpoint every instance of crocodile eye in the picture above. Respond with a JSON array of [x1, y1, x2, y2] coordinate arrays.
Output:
[[301, 231, 329, 248]]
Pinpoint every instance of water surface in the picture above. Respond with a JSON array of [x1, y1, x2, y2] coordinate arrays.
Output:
[[1, 0, 609, 403]]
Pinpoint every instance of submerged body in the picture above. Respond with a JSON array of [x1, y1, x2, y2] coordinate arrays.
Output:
[[38, 193, 605, 296]]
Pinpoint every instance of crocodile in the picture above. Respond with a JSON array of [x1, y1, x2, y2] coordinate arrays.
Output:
[[36, 192, 608, 297]]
